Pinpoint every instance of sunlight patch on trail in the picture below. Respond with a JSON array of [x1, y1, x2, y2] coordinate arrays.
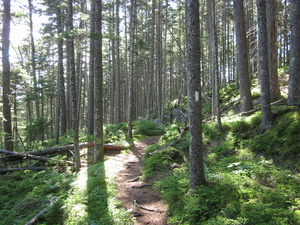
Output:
[[63, 168, 89, 224], [62, 156, 133, 224]]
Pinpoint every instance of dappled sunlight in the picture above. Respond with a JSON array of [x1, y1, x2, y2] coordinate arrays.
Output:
[[62, 168, 89, 224]]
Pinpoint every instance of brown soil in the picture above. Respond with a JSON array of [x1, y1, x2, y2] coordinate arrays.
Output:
[[115, 136, 168, 225]]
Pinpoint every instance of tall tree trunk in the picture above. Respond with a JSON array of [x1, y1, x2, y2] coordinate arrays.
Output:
[[110, 7, 116, 124], [2, 0, 13, 152], [208, 0, 221, 131], [67, 0, 81, 171], [76, 0, 86, 129], [146, 0, 155, 120], [234, 0, 253, 112], [283, 0, 289, 65], [247, 0, 258, 79], [88, 3, 95, 135], [28, 0, 40, 119], [288, 0, 300, 106], [157, 0, 163, 126], [13, 72, 18, 147], [94, 0, 104, 162], [257, 0, 272, 130], [187, 0, 206, 188], [115, 0, 121, 124], [128, 0, 137, 141], [267, 0, 280, 101], [66, 58, 72, 131], [55, 7, 67, 144]]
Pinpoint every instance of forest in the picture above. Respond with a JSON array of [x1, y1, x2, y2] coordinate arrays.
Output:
[[1, 0, 300, 224]]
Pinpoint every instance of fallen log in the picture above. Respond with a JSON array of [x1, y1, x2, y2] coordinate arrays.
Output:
[[240, 98, 287, 117], [28, 142, 123, 156], [103, 144, 124, 151], [0, 167, 48, 174], [28, 142, 94, 156], [25, 198, 59, 225], [0, 149, 87, 167]]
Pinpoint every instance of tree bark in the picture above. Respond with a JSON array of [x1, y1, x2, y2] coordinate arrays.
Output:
[[288, 0, 300, 105], [28, 0, 40, 119], [208, 0, 222, 131], [257, 0, 272, 130], [55, 7, 67, 144], [2, 0, 13, 152], [187, 0, 206, 188], [157, 0, 163, 126], [67, 0, 81, 171], [146, 0, 156, 120], [115, 0, 121, 124], [88, 2, 96, 135], [267, 0, 281, 102], [128, 0, 137, 141], [234, 0, 253, 112], [94, 0, 105, 162]]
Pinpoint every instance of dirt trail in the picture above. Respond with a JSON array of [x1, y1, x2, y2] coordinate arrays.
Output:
[[115, 136, 168, 225]]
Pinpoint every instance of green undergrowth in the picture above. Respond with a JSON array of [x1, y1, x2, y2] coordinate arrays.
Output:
[[0, 118, 164, 224], [62, 162, 133, 224], [142, 107, 300, 224], [0, 162, 133, 225], [0, 168, 73, 224], [133, 118, 165, 137], [22, 118, 163, 152]]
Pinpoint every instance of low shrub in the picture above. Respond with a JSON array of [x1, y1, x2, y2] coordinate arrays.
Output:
[[210, 132, 237, 158], [179, 186, 221, 224], [219, 83, 239, 103], [203, 122, 222, 141], [133, 119, 165, 136], [143, 146, 184, 179], [249, 129, 282, 156], [230, 119, 251, 133], [240, 203, 293, 225], [202, 216, 242, 225], [154, 166, 189, 215]]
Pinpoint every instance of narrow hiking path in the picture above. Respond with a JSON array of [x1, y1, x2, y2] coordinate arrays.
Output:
[[107, 136, 168, 224]]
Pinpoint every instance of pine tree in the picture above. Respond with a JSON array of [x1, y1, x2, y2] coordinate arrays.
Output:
[[187, 0, 206, 188]]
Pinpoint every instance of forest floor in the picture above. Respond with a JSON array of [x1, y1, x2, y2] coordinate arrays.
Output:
[[105, 136, 168, 225]]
